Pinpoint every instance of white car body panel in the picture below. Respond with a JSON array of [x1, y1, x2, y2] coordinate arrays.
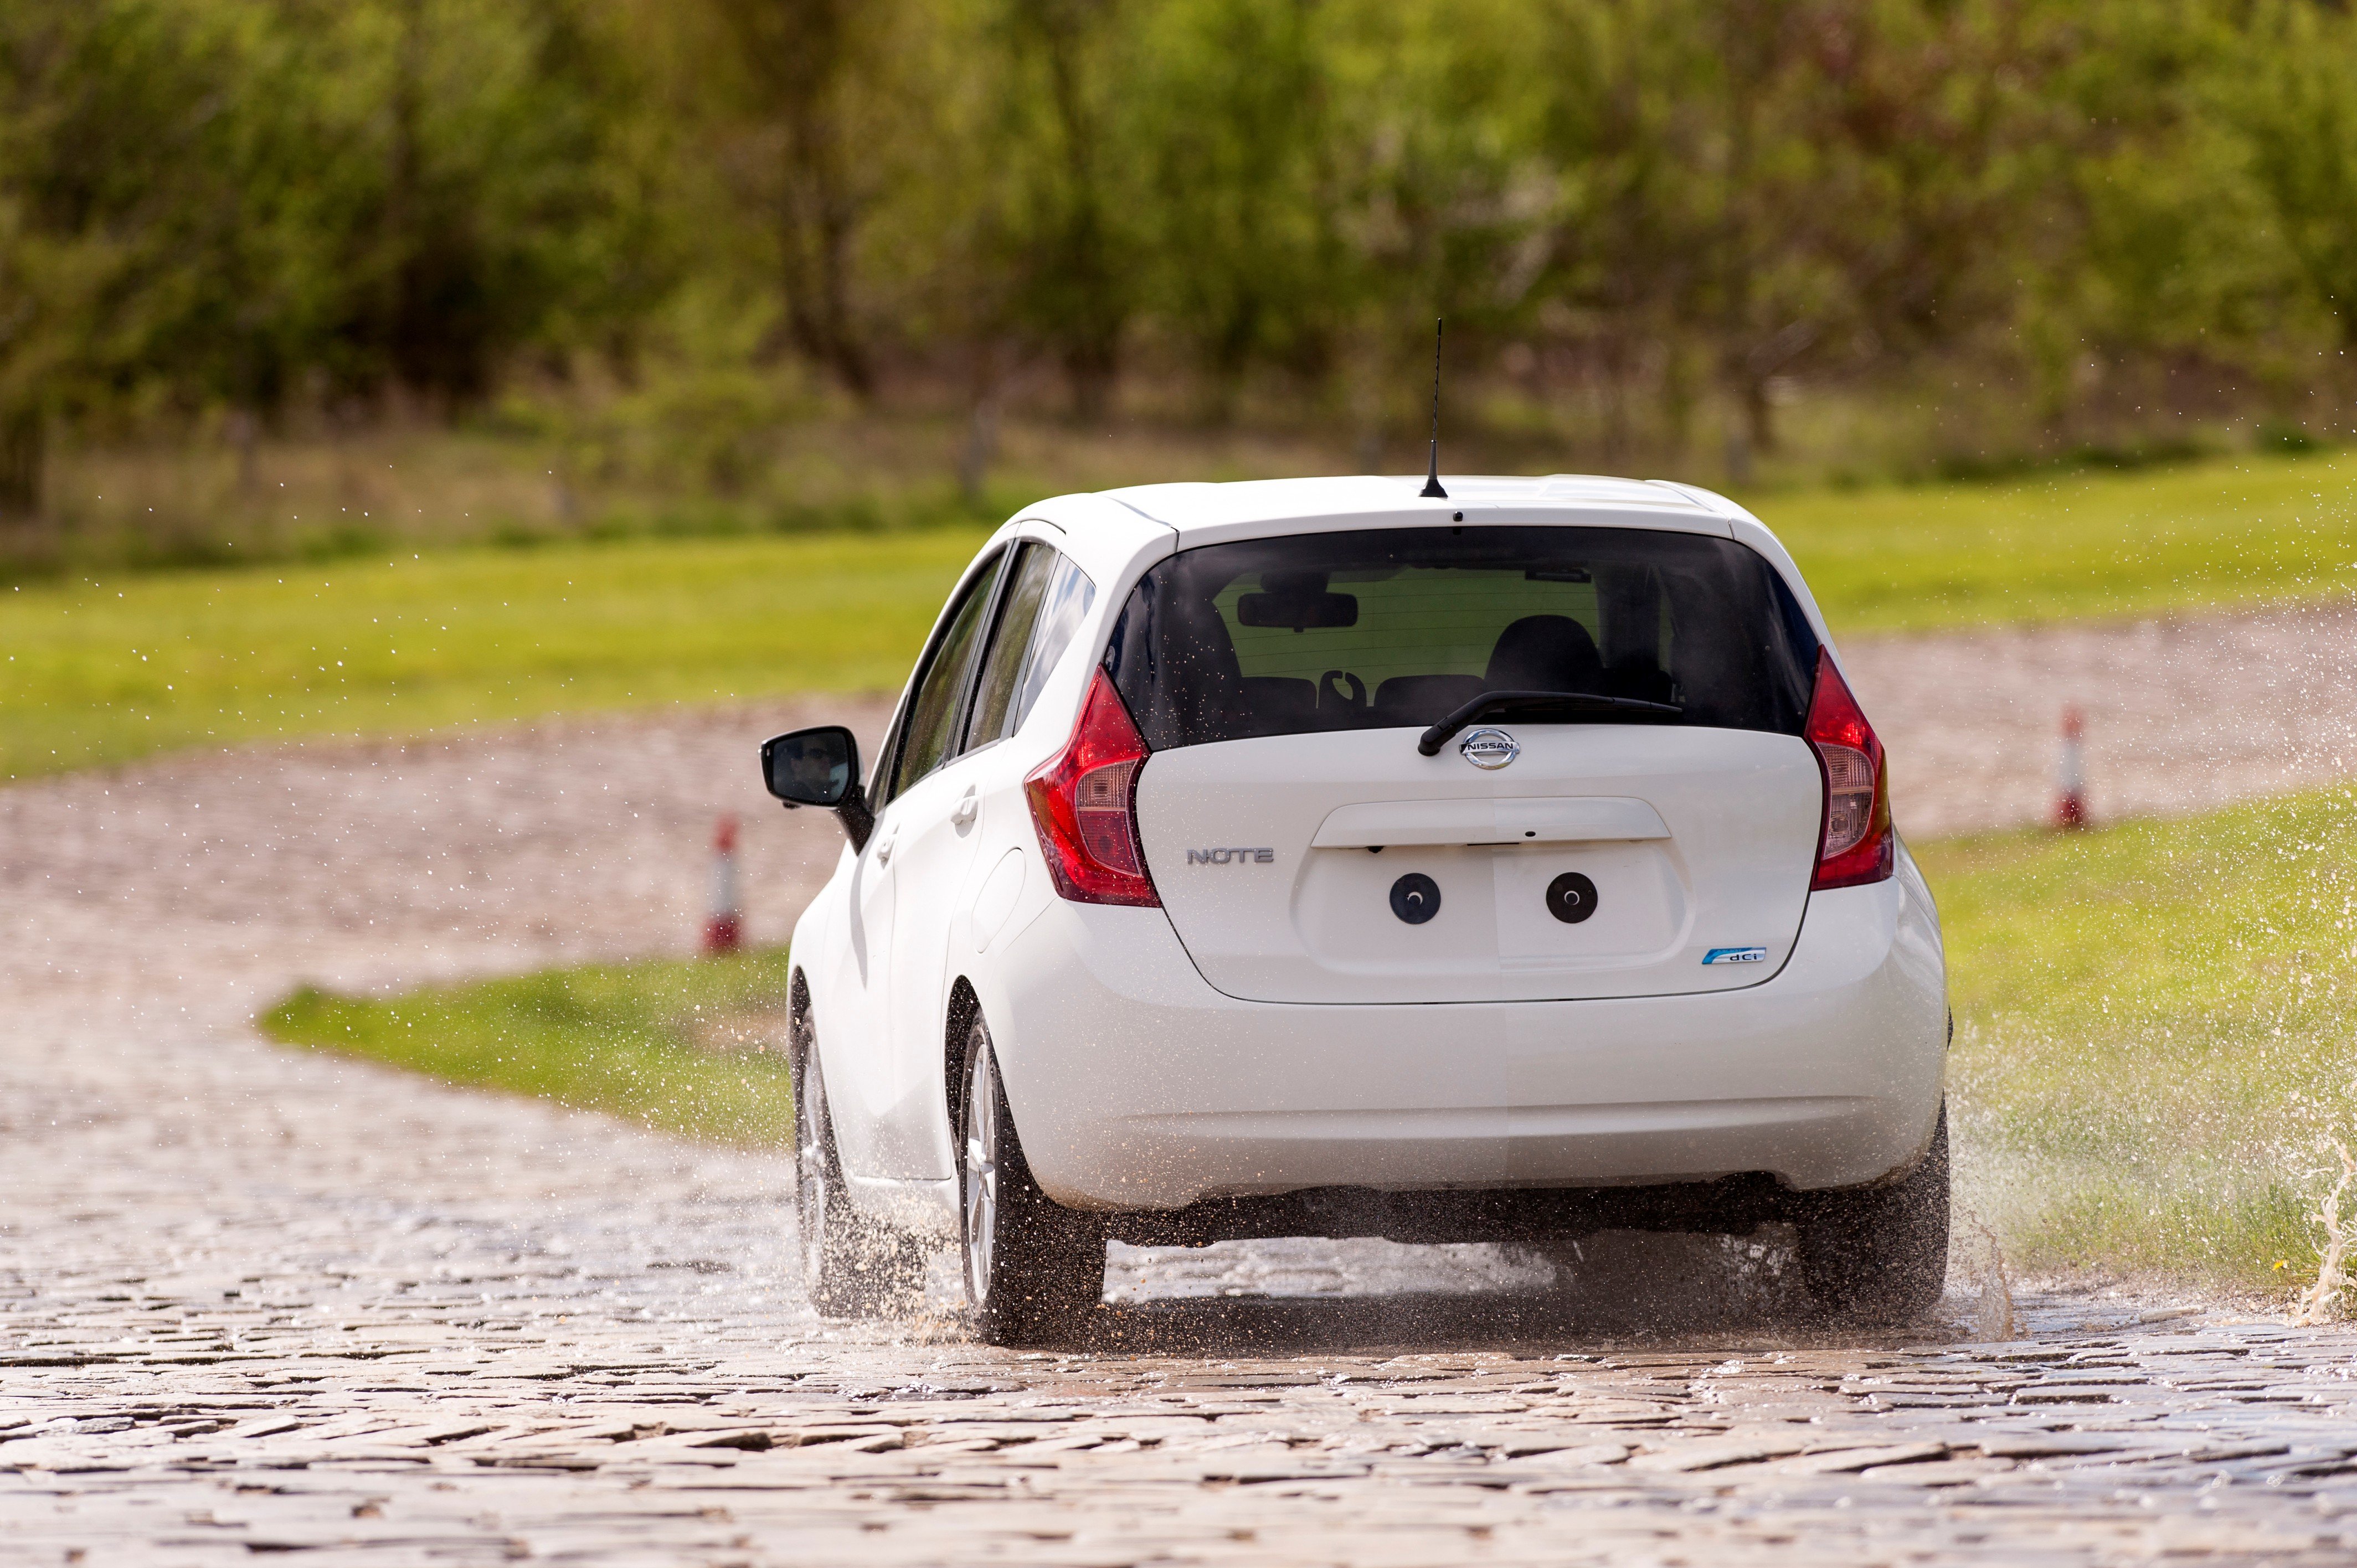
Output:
[[783, 474, 1945, 1241]]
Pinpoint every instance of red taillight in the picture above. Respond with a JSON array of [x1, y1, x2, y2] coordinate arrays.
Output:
[[1804, 650, 1894, 890], [1025, 669, 1160, 907]]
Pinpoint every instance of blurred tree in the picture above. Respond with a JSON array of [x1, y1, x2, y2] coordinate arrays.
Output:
[[1130, 0, 1346, 416], [1782, 1, 2076, 437], [2235, 1, 2357, 350], [0, 0, 263, 516], [979, 0, 1139, 419], [2057, 3, 2259, 396], [696, 0, 898, 399], [1311, 0, 1551, 445], [0, 0, 661, 522], [7, 0, 2357, 520], [1529, 0, 1720, 458], [338, 0, 656, 404]]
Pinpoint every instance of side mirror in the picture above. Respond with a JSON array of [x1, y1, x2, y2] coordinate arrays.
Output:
[[763, 725, 856, 806], [759, 726, 875, 852]]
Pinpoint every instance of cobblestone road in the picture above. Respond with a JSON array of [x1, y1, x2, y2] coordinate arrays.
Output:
[[12, 608, 2357, 1565]]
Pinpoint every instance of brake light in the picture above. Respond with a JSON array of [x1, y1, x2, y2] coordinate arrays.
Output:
[[1804, 650, 1893, 889], [1025, 669, 1160, 906]]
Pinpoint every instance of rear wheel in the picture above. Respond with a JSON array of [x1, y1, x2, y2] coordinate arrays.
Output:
[[960, 1017, 1104, 1345], [792, 1019, 923, 1317], [1795, 1106, 1950, 1322]]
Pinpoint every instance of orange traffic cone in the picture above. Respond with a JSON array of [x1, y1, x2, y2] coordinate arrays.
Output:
[[2054, 707, 2088, 830], [703, 814, 743, 953]]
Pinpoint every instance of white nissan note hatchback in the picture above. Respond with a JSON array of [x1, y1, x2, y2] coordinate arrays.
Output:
[[761, 475, 1949, 1344]]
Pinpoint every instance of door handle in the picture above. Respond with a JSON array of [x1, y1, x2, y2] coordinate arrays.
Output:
[[953, 788, 979, 828], [874, 829, 896, 864]]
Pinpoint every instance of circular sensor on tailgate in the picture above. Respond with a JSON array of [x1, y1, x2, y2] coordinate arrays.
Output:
[[1389, 873, 1441, 925], [1546, 871, 1598, 924]]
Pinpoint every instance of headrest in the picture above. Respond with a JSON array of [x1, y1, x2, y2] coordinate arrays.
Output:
[[1486, 615, 1603, 692]]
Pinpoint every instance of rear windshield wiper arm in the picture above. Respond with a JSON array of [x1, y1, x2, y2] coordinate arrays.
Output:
[[1417, 689, 1684, 756]]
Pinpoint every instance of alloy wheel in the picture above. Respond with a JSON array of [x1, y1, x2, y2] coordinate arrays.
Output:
[[963, 1043, 1000, 1307], [795, 1053, 831, 1288]]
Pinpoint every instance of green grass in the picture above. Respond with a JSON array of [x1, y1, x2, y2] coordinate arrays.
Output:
[[2, 529, 989, 779], [263, 948, 799, 1147], [6, 446, 2354, 781], [1762, 447, 2356, 633], [1922, 787, 2357, 1294]]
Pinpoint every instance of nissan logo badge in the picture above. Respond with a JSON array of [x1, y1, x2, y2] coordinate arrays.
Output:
[[1459, 728, 1519, 770]]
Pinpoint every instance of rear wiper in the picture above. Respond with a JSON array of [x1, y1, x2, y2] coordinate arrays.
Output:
[[1417, 689, 1683, 756]]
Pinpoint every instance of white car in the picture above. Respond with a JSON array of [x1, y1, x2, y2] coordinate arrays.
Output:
[[761, 474, 1948, 1343]]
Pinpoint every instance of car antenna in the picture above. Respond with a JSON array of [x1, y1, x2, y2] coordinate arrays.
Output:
[[1419, 317, 1448, 499]]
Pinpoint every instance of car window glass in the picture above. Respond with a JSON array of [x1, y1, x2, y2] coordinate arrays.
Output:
[[1006, 554, 1097, 736], [963, 542, 1055, 750], [1104, 527, 1815, 749], [888, 550, 1004, 800]]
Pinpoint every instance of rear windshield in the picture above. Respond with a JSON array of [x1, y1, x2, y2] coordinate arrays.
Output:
[[1104, 525, 1819, 750]]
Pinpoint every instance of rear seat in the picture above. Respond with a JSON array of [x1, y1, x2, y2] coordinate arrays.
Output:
[[1373, 673, 1484, 724]]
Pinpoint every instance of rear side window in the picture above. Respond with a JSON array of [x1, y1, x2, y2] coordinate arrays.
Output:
[[1007, 553, 1095, 734], [1104, 526, 1818, 750], [963, 544, 1099, 749], [887, 549, 1005, 800], [965, 543, 1057, 747]]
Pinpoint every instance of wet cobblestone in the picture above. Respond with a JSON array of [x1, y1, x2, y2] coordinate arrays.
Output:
[[14, 1194, 2357, 1568]]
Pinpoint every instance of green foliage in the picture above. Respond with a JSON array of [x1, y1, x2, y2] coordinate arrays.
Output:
[[1130, 0, 1342, 399], [2232, 1, 2357, 350], [0, 0, 655, 404], [263, 948, 800, 1146], [1924, 786, 2357, 1293], [7, 0, 2357, 533]]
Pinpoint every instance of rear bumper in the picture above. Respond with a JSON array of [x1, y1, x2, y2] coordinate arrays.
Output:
[[985, 851, 1947, 1211]]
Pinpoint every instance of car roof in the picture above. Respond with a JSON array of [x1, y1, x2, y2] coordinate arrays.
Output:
[[1010, 474, 1751, 575], [1098, 473, 1732, 533], [1002, 472, 1762, 612]]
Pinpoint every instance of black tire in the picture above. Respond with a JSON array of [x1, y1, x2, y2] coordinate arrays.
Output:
[[792, 1016, 923, 1318], [959, 1016, 1104, 1346], [1795, 1106, 1950, 1322]]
